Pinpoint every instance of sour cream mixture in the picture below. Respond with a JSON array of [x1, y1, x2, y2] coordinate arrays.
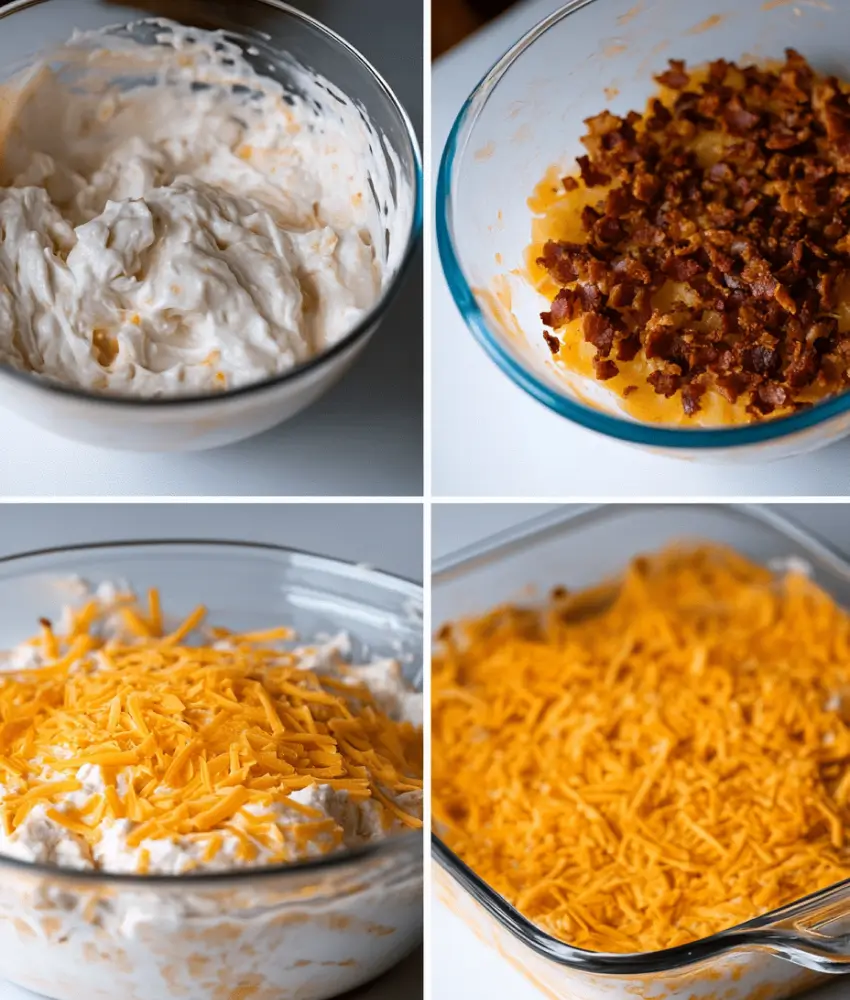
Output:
[[0, 20, 409, 396]]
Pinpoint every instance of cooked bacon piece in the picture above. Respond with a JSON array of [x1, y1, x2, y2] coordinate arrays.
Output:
[[608, 283, 635, 308], [617, 335, 642, 361], [594, 358, 619, 379], [723, 96, 760, 134], [612, 256, 652, 284], [537, 48, 850, 418], [537, 241, 586, 283], [663, 255, 702, 282], [645, 99, 673, 131], [648, 369, 681, 396], [577, 283, 604, 311], [752, 382, 789, 413], [680, 382, 706, 415], [576, 154, 612, 188], [543, 331, 561, 355], [746, 344, 780, 375], [655, 59, 689, 90], [541, 287, 581, 328], [581, 205, 601, 231], [595, 216, 623, 243], [582, 312, 616, 355]]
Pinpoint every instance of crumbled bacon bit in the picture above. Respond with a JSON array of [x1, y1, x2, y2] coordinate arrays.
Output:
[[680, 382, 706, 415], [543, 331, 561, 355], [581, 204, 602, 231], [648, 370, 680, 396], [543, 287, 582, 327], [747, 344, 780, 375], [752, 382, 789, 413], [609, 283, 636, 308], [576, 154, 611, 188], [723, 97, 760, 134], [583, 312, 616, 355], [617, 335, 642, 361], [537, 49, 850, 418], [594, 358, 619, 379], [663, 256, 702, 282], [595, 216, 623, 243], [578, 283, 604, 311], [655, 59, 689, 90]]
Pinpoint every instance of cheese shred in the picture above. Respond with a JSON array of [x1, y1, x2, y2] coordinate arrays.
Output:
[[432, 545, 850, 953], [0, 590, 422, 872]]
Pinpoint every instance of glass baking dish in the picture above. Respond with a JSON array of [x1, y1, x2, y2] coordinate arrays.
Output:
[[432, 504, 850, 1000]]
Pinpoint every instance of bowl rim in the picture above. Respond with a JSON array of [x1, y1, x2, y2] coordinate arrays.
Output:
[[0, 0, 423, 410], [435, 0, 850, 450], [0, 536, 423, 885]]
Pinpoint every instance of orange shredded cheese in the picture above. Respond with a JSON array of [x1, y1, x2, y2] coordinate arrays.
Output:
[[432, 545, 850, 953], [0, 591, 422, 871]]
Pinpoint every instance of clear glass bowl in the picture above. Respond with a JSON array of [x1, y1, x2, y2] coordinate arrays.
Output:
[[0, 540, 423, 1000], [0, 0, 422, 452], [436, 0, 850, 462], [432, 504, 850, 1000]]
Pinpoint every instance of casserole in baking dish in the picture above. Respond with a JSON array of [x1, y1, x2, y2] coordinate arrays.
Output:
[[432, 505, 850, 1000]]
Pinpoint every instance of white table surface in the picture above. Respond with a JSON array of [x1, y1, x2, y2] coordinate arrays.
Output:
[[431, 501, 850, 999], [430, 0, 850, 498], [0, 0, 423, 499], [432, 903, 844, 1000]]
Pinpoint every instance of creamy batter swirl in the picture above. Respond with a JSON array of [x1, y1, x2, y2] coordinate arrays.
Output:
[[0, 20, 409, 396]]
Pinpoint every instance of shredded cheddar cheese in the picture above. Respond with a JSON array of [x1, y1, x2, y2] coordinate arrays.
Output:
[[432, 546, 850, 953], [0, 588, 422, 873]]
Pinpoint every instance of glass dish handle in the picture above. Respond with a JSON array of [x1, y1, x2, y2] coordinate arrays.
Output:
[[744, 885, 850, 973]]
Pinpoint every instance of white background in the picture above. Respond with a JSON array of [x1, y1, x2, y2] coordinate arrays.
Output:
[[0, 0, 424, 498], [0, 502, 424, 581], [432, 501, 850, 562], [431, 0, 850, 498]]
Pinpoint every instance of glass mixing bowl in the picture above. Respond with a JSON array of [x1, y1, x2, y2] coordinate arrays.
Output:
[[0, 0, 422, 452], [0, 540, 424, 1000], [437, 0, 850, 462]]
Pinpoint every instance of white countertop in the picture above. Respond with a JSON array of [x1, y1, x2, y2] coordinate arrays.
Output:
[[0, 0, 423, 499], [430, 0, 850, 498], [432, 902, 845, 1000], [431, 501, 850, 999]]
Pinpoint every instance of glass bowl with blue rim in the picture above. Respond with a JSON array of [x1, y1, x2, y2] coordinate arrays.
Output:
[[436, 0, 850, 462]]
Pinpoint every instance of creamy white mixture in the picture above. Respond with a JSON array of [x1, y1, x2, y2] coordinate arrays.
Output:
[[0, 582, 423, 876], [0, 20, 411, 396]]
